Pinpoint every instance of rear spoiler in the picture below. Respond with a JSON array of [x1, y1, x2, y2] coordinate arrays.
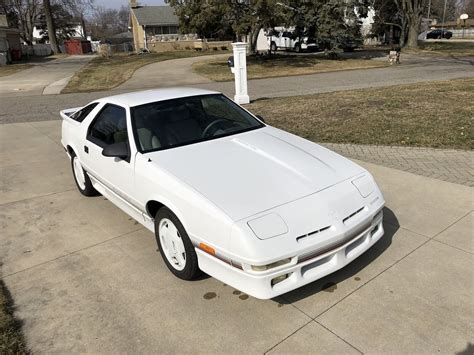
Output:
[[60, 107, 82, 121]]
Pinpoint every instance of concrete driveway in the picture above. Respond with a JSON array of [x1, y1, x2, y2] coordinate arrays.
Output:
[[0, 120, 472, 353], [0, 55, 95, 98], [115, 53, 229, 91]]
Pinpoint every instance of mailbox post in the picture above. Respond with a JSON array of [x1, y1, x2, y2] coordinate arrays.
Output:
[[231, 42, 250, 105]]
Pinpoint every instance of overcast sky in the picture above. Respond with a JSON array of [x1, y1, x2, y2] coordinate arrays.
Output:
[[94, 0, 166, 9]]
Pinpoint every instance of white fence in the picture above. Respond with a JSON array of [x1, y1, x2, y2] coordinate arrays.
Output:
[[451, 28, 474, 38]]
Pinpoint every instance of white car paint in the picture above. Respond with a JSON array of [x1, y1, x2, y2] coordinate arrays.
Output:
[[61, 87, 385, 299]]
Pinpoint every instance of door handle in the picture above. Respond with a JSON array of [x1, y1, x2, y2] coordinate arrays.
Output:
[[84, 145, 89, 154]]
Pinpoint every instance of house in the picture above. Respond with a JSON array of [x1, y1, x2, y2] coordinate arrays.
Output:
[[0, 13, 21, 64], [129, 0, 198, 52]]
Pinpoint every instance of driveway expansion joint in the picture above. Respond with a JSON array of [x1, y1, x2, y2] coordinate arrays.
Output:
[[1, 226, 145, 280]]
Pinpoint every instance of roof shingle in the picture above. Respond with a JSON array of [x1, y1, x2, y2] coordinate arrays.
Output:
[[132, 6, 179, 26]]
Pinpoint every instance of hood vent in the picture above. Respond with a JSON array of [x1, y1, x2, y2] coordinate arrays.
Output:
[[343, 206, 365, 224], [296, 225, 331, 242]]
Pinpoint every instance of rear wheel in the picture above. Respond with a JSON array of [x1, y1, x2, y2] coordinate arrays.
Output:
[[270, 42, 277, 52], [295, 43, 301, 53], [155, 207, 199, 280], [71, 151, 98, 196]]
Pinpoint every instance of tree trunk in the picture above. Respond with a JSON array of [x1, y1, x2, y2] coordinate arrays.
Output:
[[80, 14, 87, 39], [249, 26, 261, 54], [43, 0, 60, 53], [399, 16, 407, 47], [406, 18, 420, 48]]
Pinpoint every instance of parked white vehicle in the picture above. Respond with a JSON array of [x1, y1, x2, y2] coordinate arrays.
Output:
[[61, 88, 385, 299], [268, 29, 318, 52]]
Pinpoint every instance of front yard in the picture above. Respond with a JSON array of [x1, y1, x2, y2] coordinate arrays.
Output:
[[193, 54, 388, 82], [248, 78, 473, 150]]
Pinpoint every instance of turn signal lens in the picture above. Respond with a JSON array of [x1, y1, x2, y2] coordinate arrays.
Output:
[[251, 258, 291, 272], [199, 243, 215, 255]]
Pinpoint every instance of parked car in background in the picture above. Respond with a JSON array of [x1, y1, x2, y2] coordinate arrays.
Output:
[[268, 29, 318, 52], [426, 29, 453, 39], [60, 88, 385, 299]]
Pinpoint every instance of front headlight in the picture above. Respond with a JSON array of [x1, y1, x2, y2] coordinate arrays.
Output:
[[352, 174, 375, 198], [251, 258, 292, 271]]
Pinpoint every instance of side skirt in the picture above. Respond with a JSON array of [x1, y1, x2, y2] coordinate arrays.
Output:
[[88, 175, 155, 232]]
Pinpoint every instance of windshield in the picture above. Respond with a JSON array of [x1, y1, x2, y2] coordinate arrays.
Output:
[[131, 94, 264, 153]]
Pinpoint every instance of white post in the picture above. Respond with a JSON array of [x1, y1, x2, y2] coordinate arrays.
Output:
[[232, 42, 250, 105]]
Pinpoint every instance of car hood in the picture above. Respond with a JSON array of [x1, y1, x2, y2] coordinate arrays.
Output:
[[148, 126, 365, 221]]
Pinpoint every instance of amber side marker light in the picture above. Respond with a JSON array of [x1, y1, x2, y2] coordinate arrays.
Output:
[[199, 243, 216, 255]]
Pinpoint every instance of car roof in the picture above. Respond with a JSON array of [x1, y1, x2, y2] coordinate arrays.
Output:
[[99, 87, 221, 108]]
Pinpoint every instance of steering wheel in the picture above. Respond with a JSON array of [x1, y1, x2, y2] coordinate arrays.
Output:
[[202, 119, 229, 138]]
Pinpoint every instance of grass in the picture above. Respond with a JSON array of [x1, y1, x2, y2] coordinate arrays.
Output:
[[0, 64, 32, 77], [63, 50, 228, 93], [193, 54, 388, 82], [405, 41, 474, 57], [0, 279, 28, 353], [247, 78, 473, 150]]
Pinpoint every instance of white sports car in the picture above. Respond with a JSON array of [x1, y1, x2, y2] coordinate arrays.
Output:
[[61, 88, 385, 299]]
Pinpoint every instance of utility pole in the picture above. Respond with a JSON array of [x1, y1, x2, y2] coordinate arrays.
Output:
[[425, 0, 431, 40], [441, 0, 448, 37]]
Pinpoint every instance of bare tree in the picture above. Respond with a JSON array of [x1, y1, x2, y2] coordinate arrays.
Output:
[[6, 0, 41, 44], [43, 0, 59, 52], [395, 0, 428, 47], [61, 0, 94, 38]]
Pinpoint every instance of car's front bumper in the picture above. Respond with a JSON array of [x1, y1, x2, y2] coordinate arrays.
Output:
[[196, 210, 384, 299]]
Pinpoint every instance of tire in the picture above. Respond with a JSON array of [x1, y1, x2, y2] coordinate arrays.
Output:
[[270, 42, 277, 52], [70, 151, 99, 197], [295, 44, 301, 53], [155, 207, 199, 280]]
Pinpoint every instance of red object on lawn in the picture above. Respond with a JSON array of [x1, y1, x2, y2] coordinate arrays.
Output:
[[64, 39, 92, 55]]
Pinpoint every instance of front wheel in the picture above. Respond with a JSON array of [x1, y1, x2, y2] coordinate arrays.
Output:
[[295, 44, 301, 53], [71, 151, 98, 196], [270, 42, 277, 52], [155, 207, 199, 280]]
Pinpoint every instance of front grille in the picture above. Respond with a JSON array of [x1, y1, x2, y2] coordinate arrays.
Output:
[[343, 206, 365, 224], [298, 221, 372, 264], [296, 225, 331, 242]]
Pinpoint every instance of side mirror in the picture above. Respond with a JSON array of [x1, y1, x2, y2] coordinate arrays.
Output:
[[256, 114, 265, 123], [102, 141, 130, 160]]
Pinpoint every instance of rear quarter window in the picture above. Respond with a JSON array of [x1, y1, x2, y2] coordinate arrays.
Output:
[[70, 103, 99, 122]]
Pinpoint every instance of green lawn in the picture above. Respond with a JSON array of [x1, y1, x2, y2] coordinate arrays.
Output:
[[247, 78, 473, 150]]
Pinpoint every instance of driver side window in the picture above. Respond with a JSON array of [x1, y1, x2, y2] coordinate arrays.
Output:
[[87, 104, 128, 148]]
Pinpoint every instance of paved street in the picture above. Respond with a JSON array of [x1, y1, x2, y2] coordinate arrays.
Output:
[[0, 120, 472, 353]]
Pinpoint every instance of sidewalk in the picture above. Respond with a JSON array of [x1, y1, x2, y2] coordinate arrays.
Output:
[[1, 120, 472, 353]]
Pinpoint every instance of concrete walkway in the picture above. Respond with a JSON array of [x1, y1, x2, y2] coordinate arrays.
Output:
[[0, 55, 95, 97], [1, 120, 472, 353], [115, 53, 229, 91]]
